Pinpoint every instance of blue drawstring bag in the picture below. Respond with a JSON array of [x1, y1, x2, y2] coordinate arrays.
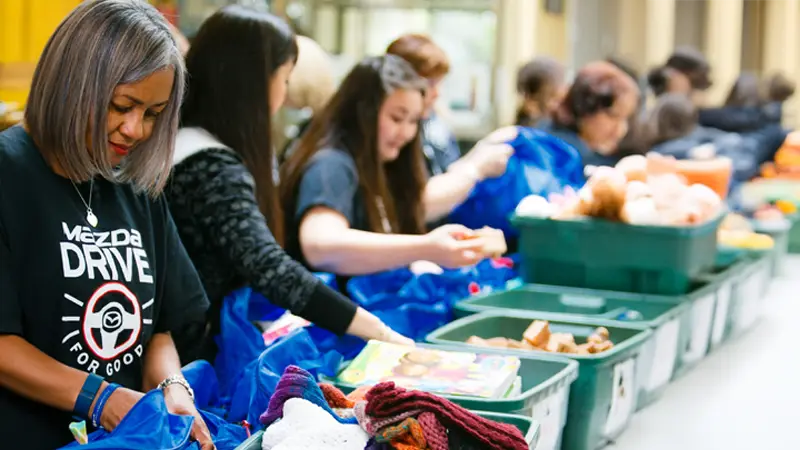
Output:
[[246, 273, 338, 323], [345, 258, 519, 344], [60, 390, 247, 450], [226, 328, 343, 426], [214, 273, 339, 402], [182, 360, 224, 417], [449, 127, 585, 237]]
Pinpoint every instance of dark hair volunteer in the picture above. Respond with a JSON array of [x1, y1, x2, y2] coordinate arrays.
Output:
[[0, 1, 213, 449], [167, 6, 411, 362], [539, 61, 640, 167]]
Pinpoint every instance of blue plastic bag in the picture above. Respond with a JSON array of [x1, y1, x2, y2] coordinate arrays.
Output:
[[60, 390, 247, 450], [449, 127, 585, 237], [246, 273, 338, 323], [225, 329, 343, 426], [346, 258, 519, 344], [214, 273, 339, 401]]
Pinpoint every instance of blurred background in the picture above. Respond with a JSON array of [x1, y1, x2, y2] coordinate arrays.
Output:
[[1, 0, 796, 144]]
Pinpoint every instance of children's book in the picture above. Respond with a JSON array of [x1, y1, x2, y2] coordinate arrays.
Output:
[[337, 341, 521, 399]]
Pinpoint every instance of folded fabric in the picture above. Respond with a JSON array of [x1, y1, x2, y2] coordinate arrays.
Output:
[[376, 418, 427, 450], [417, 412, 448, 450], [365, 382, 527, 450], [319, 383, 356, 409], [354, 401, 421, 435], [365, 437, 392, 450], [332, 408, 357, 420], [447, 426, 491, 450], [261, 398, 369, 450], [260, 365, 358, 426]]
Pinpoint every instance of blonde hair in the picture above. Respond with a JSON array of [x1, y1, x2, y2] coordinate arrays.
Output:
[[286, 36, 336, 115], [25, 0, 185, 196]]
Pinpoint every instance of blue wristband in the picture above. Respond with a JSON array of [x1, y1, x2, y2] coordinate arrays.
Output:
[[73, 373, 104, 420], [91, 383, 121, 429]]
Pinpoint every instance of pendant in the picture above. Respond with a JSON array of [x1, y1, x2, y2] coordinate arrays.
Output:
[[86, 210, 98, 228]]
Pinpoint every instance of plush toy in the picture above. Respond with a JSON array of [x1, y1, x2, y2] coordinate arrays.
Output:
[[620, 181, 660, 225], [515, 195, 553, 218], [514, 155, 723, 226], [614, 155, 648, 182], [575, 166, 627, 220]]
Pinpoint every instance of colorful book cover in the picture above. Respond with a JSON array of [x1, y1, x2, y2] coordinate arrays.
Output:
[[337, 341, 521, 399]]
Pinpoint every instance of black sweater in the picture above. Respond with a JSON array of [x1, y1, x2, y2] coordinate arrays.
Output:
[[166, 144, 358, 360]]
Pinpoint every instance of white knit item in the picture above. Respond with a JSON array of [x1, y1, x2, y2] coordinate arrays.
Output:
[[262, 398, 370, 450]]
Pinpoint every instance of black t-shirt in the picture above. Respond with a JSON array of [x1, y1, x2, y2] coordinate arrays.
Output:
[[286, 148, 370, 270], [0, 126, 209, 449]]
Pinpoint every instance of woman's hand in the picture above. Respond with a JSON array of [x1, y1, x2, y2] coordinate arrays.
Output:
[[379, 328, 416, 346], [97, 386, 144, 431], [346, 308, 414, 346], [163, 385, 215, 450], [424, 224, 486, 269], [452, 142, 514, 181]]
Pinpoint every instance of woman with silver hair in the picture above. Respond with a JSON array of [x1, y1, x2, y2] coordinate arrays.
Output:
[[0, 1, 213, 448]]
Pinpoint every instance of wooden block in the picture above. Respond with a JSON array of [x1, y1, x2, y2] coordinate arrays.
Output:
[[523, 320, 551, 348], [594, 327, 610, 340], [476, 227, 507, 257], [485, 337, 511, 348], [546, 333, 576, 353], [466, 336, 489, 347]]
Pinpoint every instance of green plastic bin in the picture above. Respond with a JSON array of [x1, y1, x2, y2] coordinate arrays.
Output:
[[453, 284, 689, 411], [699, 257, 770, 344], [325, 343, 577, 450], [739, 180, 800, 252], [731, 257, 771, 336], [752, 218, 791, 278], [426, 311, 652, 450], [236, 411, 541, 450], [715, 244, 745, 268], [510, 212, 724, 295], [788, 213, 800, 253], [694, 262, 740, 352]]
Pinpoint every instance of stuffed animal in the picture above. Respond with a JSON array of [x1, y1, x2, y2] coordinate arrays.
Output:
[[515, 157, 723, 226]]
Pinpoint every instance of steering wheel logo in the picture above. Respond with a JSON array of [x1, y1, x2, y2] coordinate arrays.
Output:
[[82, 282, 141, 360]]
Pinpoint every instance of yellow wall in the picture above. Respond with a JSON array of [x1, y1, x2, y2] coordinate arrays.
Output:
[[535, 0, 569, 62], [0, 0, 82, 104]]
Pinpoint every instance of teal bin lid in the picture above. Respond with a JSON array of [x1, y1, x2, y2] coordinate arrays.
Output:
[[453, 284, 690, 327], [510, 210, 725, 237]]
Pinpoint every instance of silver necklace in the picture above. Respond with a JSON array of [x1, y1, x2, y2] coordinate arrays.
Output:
[[71, 179, 98, 227]]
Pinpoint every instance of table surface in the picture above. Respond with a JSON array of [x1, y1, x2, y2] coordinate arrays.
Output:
[[613, 256, 800, 450]]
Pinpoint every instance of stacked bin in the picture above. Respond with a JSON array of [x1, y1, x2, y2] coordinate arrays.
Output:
[[751, 219, 791, 278], [451, 281, 726, 408], [426, 311, 652, 450], [700, 257, 771, 341], [510, 213, 724, 295], [326, 343, 578, 450], [236, 412, 541, 450]]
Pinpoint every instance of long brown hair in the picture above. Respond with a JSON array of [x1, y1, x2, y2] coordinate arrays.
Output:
[[281, 54, 428, 235], [181, 6, 297, 245]]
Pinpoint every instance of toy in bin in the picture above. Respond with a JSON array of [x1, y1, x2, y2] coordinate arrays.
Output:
[[515, 153, 724, 226], [456, 227, 508, 257], [760, 131, 800, 179], [465, 320, 615, 355], [717, 213, 775, 250]]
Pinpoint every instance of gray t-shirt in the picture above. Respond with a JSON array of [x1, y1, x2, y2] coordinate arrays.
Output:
[[286, 147, 370, 269]]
